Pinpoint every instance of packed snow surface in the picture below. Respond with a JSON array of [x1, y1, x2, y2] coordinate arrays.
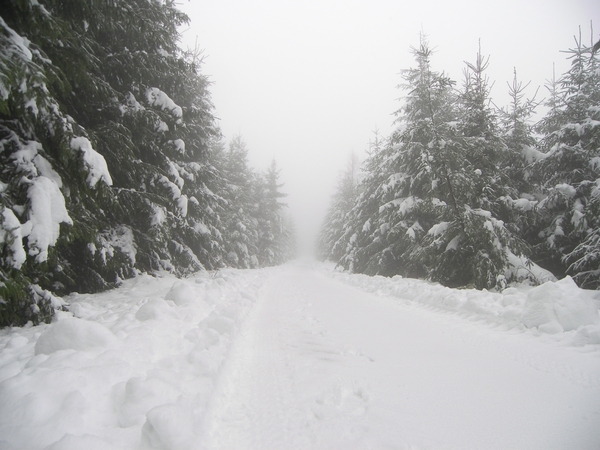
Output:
[[0, 261, 599, 449]]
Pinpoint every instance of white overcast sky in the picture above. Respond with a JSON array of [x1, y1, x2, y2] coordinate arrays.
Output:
[[178, 0, 599, 254]]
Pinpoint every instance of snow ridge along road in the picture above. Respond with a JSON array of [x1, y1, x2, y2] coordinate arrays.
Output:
[[0, 261, 599, 449]]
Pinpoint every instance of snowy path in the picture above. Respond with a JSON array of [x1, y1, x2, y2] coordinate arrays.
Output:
[[203, 263, 600, 449], [1, 262, 599, 449]]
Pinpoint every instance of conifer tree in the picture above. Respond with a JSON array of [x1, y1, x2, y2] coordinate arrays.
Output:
[[256, 160, 289, 266], [335, 130, 391, 274], [219, 135, 259, 268], [318, 152, 360, 263], [495, 69, 545, 264], [423, 44, 528, 289], [338, 36, 460, 278], [533, 28, 600, 286], [0, 0, 221, 326], [336, 37, 531, 288]]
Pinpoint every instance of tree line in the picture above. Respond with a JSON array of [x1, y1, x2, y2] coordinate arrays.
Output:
[[319, 32, 599, 290], [0, 0, 294, 327]]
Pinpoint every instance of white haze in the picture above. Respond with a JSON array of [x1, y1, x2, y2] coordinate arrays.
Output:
[[179, 0, 599, 255]]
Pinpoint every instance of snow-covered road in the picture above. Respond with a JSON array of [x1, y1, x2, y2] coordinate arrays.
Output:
[[0, 261, 599, 449], [202, 263, 600, 449]]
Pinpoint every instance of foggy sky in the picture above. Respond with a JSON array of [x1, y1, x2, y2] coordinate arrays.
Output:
[[179, 0, 599, 255]]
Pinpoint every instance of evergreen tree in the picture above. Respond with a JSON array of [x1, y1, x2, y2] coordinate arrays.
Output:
[[335, 130, 391, 274], [496, 69, 545, 267], [423, 43, 528, 289], [533, 28, 600, 287], [318, 151, 360, 263], [339, 36, 460, 278], [0, 0, 220, 326], [219, 135, 259, 268], [336, 37, 531, 288], [256, 160, 289, 266]]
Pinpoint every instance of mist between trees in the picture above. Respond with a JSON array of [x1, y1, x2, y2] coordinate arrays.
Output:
[[319, 32, 600, 291]]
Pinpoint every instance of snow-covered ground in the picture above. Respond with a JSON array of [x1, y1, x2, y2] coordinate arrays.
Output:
[[0, 261, 599, 449]]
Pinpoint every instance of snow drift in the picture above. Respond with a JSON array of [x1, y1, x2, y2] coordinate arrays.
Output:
[[0, 268, 270, 450], [324, 264, 600, 347]]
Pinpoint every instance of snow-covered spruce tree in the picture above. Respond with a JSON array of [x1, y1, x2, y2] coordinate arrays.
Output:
[[496, 70, 546, 265], [335, 38, 458, 278], [532, 29, 600, 287], [338, 37, 529, 288], [0, 3, 93, 325], [318, 151, 361, 263], [421, 44, 528, 289], [255, 160, 289, 267], [0, 0, 220, 326], [210, 136, 293, 269], [335, 130, 393, 274], [219, 135, 260, 269], [497, 69, 541, 194]]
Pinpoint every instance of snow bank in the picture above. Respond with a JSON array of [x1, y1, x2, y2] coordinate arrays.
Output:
[[0, 268, 270, 449], [34, 318, 118, 354], [521, 276, 600, 332], [324, 264, 600, 347]]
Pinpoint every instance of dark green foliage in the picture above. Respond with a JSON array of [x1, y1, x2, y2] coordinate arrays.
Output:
[[1, 0, 295, 327], [2, 0, 294, 327], [0, 272, 55, 327], [531, 29, 600, 283], [322, 35, 546, 290]]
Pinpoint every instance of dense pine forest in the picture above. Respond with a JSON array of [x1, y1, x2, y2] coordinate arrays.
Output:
[[1, 1, 598, 328], [319, 33, 600, 291], [0, 0, 294, 327]]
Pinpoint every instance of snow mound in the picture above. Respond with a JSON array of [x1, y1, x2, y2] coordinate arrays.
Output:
[[521, 276, 600, 332], [141, 403, 195, 450], [135, 297, 176, 321], [34, 318, 117, 354], [0, 269, 268, 449], [324, 264, 600, 346]]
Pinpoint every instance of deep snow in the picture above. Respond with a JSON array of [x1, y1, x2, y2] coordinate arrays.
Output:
[[0, 261, 599, 449]]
